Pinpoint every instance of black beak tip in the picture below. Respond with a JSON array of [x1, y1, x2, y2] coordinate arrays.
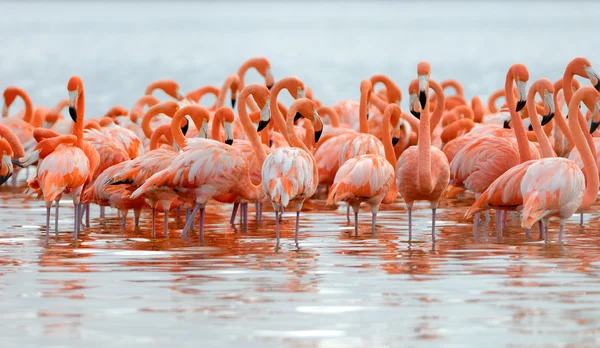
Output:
[[528, 124, 533, 131], [594, 82, 600, 92], [392, 137, 400, 146], [419, 91, 427, 109], [181, 122, 189, 136], [68, 106, 77, 122], [516, 100, 526, 112], [503, 120, 511, 129], [11, 158, 24, 168], [231, 99, 236, 108], [591, 121, 600, 134], [294, 112, 303, 122], [269, 139, 274, 148], [410, 109, 421, 120], [366, 113, 370, 121], [267, 84, 273, 91], [314, 129, 322, 143], [257, 119, 270, 132], [0, 173, 12, 186], [541, 113, 555, 126], [225, 139, 233, 146]]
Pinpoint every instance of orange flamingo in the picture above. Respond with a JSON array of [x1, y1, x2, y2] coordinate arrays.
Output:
[[131, 104, 266, 242], [0, 125, 25, 185], [145, 79, 185, 101], [327, 104, 401, 235], [2, 87, 36, 150], [185, 85, 220, 108], [466, 86, 600, 243], [97, 117, 144, 159], [262, 98, 323, 247], [396, 62, 450, 241]]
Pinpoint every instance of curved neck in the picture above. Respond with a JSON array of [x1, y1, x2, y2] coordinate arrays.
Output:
[[417, 83, 433, 194], [429, 80, 445, 133], [442, 79, 464, 96], [238, 92, 268, 164], [318, 106, 340, 127], [150, 125, 172, 150], [211, 113, 224, 142], [471, 97, 484, 123], [488, 89, 504, 114], [568, 89, 599, 208], [440, 119, 475, 144], [216, 77, 236, 108], [550, 85, 574, 149], [187, 86, 219, 105], [170, 112, 187, 149], [505, 71, 531, 162], [13, 89, 34, 124], [270, 84, 291, 142], [0, 124, 24, 158], [527, 90, 555, 158], [382, 110, 398, 169], [370, 94, 388, 114], [286, 109, 310, 154]]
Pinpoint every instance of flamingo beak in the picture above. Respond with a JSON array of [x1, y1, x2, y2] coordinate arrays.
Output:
[[503, 120, 511, 129], [180, 118, 189, 136], [297, 88, 305, 99], [68, 90, 78, 122], [224, 122, 234, 145], [314, 111, 323, 143], [541, 90, 555, 126], [392, 136, 400, 146], [225, 139, 233, 145], [176, 91, 185, 101], [516, 81, 527, 112], [269, 139, 274, 147], [294, 112, 303, 122], [418, 75, 428, 109], [409, 93, 420, 119], [591, 121, 600, 134], [257, 98, 271, 132], [584, 66, 600, 92]]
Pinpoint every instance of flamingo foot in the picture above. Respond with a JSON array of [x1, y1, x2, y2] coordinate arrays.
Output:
[[230, 202, 239, 225]]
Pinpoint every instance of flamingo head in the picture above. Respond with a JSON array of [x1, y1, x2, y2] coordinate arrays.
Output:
[[417, 61, 431, 109], [215, 106, 235, 145], [408, 79, 421, 119], [256, 95, 271, 133], [360, 79, 373, 120], [590, 96, 600, 134], [511, 64, 529, 113], [67, 76, 83, 122], [2, 87, 20, 117], [290, 98, 323, 143]]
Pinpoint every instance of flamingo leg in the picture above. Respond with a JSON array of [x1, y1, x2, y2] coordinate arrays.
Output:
[[294, 211, 300, 245], [134, 208, 142, 227], [371, 212, 377, 235], [354, 211, 359, 237], [484, 211, 490, 223], [243, 203, 249, 233], [45, 202, 51, 245], [73, 202, 79, 242], [543, 219, 549, 242], [525, 228, 531, 240], [559, 219, 565, 243], [255, 201, 259, 220], [163, 210, 169, 237], [176, 206, 180, 220], [502, 210, 508, 228], [346, 205, 350, 224], [151, 207, 156, 237], [100, 206, 105, 219], [258, 203, 263, 223], [181, 203, 200, 238], [121, 209, 128, 229], [275, 210, 280, 248], [85, 204, 90, 227], [11, 170, 17, 187], [473, 212, 480, 236], [185, 209, 190, 227], [431, 208, 437, 242], [198, 207, 205, 243], [54, 199, 60, 235], [495, 210, 502, 241], [580, 209, 584, 226], [407, 204, 413, 241], [538, 221, 543, 239], [230, 202, 239, 225]]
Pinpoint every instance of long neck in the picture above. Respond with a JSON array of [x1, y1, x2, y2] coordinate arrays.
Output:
[[15, 90, 34, 124], [562, 71, 598, 161], [286, 111, 310, 154], [527, 92, 555, 158], [73, 89, 85, 146], [211, 113, 223, 142], [471, 97, 484, 123], [216, 78, 233, 108], [428, 80, 445, 134], [488, 90, 503, 114], [440, 119, 475, 143], [553, 87, 575, 152], [568, 90, 599, 208], [370, 94, 388, 113], [238, 95, 267, 164], [170, 112, 187, 149], [319, 107, 340, 127], [359, 89, 369, 134], [381, 110, 399, 203], [505, 72, 531, 162], [149, 125, 172, 150], [270, 85, 290, 142], [0, 124, 24, 158], [417, 84, 433, 194]]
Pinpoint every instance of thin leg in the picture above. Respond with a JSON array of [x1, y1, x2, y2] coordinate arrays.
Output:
[[502, 210, 508, 228], [78, 203, 84, 231], [538, 221, 543, 239], [407, 205, 413, 241], [100, 206, 105, 219], [11, 170, 17, 187], [185, 209, 190, 227], [134, 209, 141, 227], [275, 210, 280, 248], [255, 201, 259, 220], [544, 220, 549, 242], [473, 212, 480, 237], [230, 202, 239, 225], [559, 219, 565, 243], [258, 203, 263, 223], [85, 204, 90, 227], [151, 207, 156, 237], [346, 205, 350, 224], [242, 203, 248, 233], [176, 206, 180, 220], [580, 209, 584, 226], [163, 210, 169, 237], [495, 210, 502, 241], [74, 202, 79, 242], [432, 208, 437, 242], [54, 200, 60, 235], [181, 203, 200, 238], [121, 210, 127, 229], [294, 211, 300, 245], [525, 228, 531, 239], [484, 210, 490, 223], [198, 208, 205, 243], [371, 212, 377, 235], [45, 203, 51, 245], [354, 211, 359, 237]]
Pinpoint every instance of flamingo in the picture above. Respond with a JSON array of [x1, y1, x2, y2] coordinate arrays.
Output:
[[0, 125, 25, 185], [466, 86, 600, 243], [327, 104, 401, 235], [106, 104, 190, 236], [145, 79, 185, 101], [449, 64, 543, 234], [237, 57, 275, 112], [2, 87, 36, 151], [262, 98, 323, 247], [131, 103, 267, 242], [396, 62, 450, 241], [97, 117, 144, 159], [24, 76, 93, 242], [186, 85, 220, 108]]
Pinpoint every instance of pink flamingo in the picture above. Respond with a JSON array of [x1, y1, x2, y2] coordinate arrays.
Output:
[[466, 86, 600, 242], [327, 104, 401, 235], [262, 98, 323, 247], [131, 104, 266, 242], [396, 62, 450, 241]]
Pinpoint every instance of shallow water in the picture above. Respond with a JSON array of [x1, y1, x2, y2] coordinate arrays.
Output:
[[3, 177, 600, 347], [3, 1, 600, 347]]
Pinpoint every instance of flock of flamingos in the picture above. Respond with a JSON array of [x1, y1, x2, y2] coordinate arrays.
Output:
[[1, 57, 600, 247]]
